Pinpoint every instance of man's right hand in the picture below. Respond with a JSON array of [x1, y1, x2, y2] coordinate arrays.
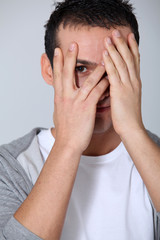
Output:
[[53, 42, 109, 154]]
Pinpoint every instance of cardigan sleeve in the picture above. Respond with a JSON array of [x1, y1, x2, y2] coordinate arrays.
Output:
[[0, 155, 42, 240]]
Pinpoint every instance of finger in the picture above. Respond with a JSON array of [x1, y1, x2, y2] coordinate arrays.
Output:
[[78, 64, 106, 101], [104, 36, 130, 86], [63, 42, 78, 96], [102, 49, 121, 87], [87, 77, 109, 105], [111, 30, 138, 85], [128, 33, 140, 78], [53, 48, 63, 97]]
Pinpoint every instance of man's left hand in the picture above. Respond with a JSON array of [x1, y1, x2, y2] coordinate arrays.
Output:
[[103, 30, 144, 137]]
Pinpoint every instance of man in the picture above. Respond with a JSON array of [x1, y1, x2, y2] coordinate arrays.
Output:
[[0, 0, 160, 239]]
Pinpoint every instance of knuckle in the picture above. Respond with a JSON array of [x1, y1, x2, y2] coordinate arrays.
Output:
[[54, 71, 60, 80], [54, 95, 61, 105], [109, 68, 117, 77], [119, 60, 126, 70], [62, 67, 68, 78], [119, 38, 125, 45], [126, 53, 133, 63], [93, 88, 102, 100], [62, 69, 72, 82], [95, 85, 102, 94], [66, 48, 76, 59], [66, 52, 73, 59], [63, 67, 74, 79], [83, 78, 94, 90], [86, 77, 94, 87], [114, 37, 125, 47], [95, 80, 106, 94]]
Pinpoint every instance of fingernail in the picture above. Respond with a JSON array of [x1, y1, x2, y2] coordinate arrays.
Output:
[[131, 33, 135, 40], [106, 37, 112, 45], [101, 61, 105, 66], [114, 30, 121, 38], [69, 43, 75, 51], [54, 48, 58, 56]]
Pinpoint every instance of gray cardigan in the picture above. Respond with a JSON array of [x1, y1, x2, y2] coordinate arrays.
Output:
[[0, 128, 160, 240]]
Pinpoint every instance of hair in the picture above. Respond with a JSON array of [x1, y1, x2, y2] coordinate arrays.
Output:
[[44, 0, 140, 68]]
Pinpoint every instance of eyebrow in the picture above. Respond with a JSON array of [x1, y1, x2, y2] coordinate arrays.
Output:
[[76, 59, 97, 66]]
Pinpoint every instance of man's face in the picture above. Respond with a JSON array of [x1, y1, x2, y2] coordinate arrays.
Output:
[[57, 24, 132, 135]]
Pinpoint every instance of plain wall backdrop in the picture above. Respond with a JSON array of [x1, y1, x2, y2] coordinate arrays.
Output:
[[0, 0, 160, 144]]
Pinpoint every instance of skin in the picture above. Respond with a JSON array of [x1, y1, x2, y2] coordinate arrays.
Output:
[[14, 25, 160, 240], [52, 25, 134, 156]]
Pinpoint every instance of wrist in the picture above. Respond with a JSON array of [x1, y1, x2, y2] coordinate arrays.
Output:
[[118, 125, 150, 158], [53, 140, 83, 158], [119, 124, 146, 142]]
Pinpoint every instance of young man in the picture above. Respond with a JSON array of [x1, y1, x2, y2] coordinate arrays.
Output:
[[0, 0, 160, 239]]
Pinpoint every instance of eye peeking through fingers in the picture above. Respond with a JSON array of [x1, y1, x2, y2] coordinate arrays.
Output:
[[75, 66, 87, 73], [75, 66, 89, 88], [75, 64, 106, 89]]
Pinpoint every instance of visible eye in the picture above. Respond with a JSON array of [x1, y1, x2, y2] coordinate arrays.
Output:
[[75, 66, 87, 73]]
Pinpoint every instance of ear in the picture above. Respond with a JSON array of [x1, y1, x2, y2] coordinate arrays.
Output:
[[41, 53, 54, 86]]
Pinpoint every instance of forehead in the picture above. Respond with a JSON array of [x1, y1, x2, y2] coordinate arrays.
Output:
[[57, 24, 131, 64]]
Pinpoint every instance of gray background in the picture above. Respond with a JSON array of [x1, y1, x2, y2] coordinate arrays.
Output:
[[0, 0, 160, 144]]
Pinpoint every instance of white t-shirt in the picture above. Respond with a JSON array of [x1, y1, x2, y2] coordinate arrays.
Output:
[[36, 129, 154, 240]]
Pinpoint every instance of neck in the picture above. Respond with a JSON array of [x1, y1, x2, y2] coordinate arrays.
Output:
[[51, 127, 121, 157], [82, 127, 121, 156]]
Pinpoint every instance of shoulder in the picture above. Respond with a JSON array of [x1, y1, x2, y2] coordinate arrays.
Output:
[[0, 127, 44, 159], [0, 127, 46, 195]]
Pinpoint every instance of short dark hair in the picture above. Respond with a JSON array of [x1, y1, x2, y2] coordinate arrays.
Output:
[[44, 0, 139, 68]]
